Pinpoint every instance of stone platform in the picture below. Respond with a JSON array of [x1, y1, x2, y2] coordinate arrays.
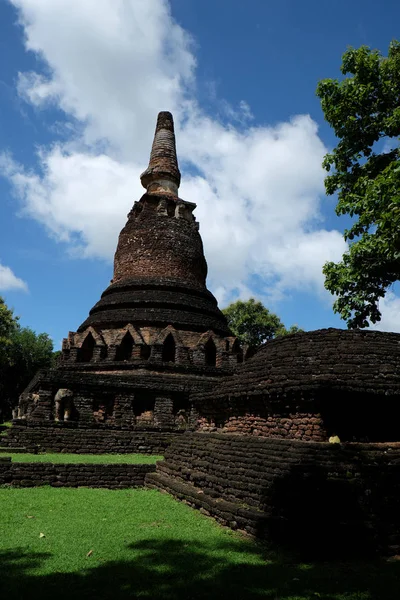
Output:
[[0, 457, 155, 489], [0, 420, 181, 455], [146, 432, 400, 556]]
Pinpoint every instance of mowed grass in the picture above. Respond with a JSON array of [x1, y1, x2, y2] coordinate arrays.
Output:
[[0, 453, 162, 464], [1, 487, 400, 600]]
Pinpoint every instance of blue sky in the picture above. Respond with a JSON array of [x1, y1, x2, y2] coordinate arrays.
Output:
[[1, 0, 400, 348]]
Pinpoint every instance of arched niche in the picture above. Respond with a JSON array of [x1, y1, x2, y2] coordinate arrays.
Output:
[[133, 392, 155, 424], [204, 337, 217, 366], [115, 331, 134, 361], [162, 333, 176, 363], [232, 339, 244, 363], [78, 333, 95, 362], [93, 396, 114, 423], [244, 346, 256, 361], [140, 344, 151, 360]]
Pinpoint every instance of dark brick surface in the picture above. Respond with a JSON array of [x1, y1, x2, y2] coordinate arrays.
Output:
[[193, 328, 400, 442], [0, 458, 155, 489], [0, 422, 180, 454], [198, 328, 400, 399], [147, 432, 400, 555]]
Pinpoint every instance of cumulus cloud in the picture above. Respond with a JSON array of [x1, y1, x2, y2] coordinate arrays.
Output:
[[2, 0, 347, 306], [369, 292, 400, 333], [0, 262, 27, 292], [13, 0, 195, 160], [0, 150, 140, 260]]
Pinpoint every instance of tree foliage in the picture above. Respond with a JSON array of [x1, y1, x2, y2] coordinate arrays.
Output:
[[317, 40, 400, 328], [0, 297, 17, 371], [222, 298, 302, 347], [0, 296, 53, 420]]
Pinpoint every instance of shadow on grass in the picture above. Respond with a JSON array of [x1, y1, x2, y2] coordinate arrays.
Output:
[[1, 540, 400, 600]]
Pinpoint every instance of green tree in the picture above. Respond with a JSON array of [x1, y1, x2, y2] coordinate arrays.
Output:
[[0, 298, 19, 408], [222, 298, 302, 347], [278, 325, 303, 336], [317, 40, 400, 328], [0, 296, 53, 420], [52, 350, 62, 366], [8, 328, 54, 398]]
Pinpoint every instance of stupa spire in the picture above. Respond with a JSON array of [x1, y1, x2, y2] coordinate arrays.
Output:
[[140, 111, 181, 196]]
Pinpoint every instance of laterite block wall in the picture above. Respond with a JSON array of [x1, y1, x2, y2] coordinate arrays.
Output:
[[192, 329, 400, 443], [147, 433, 400, 555], [0, 458, 155, 489], [196, 401, 326, 441], [0, 422, 181, 454]]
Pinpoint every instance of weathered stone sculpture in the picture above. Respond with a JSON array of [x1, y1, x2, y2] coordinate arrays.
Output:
[[54, 389, 74, 422]]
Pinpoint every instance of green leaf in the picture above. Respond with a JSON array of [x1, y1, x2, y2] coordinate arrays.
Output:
[[317, 41, 400, 328]]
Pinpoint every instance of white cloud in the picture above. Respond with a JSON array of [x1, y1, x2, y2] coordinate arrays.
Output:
[[13, 0, 195, 160], [370, 292, 400, 333], [2, 0, 347, 307], [0, 150, 139, 260], [0, 262, 27, 292]]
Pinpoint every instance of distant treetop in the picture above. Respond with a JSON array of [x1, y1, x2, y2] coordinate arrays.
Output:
[[222, 298, 303, 348]]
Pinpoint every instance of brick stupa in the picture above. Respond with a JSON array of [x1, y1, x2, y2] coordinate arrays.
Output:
[[15, 112, 242, 438], [4, 113, 400, 555]]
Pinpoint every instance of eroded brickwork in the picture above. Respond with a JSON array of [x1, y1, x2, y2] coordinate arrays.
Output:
[[198, 328, 400, 400], [147, 433, 400, 555], [0, 421, 180, 454], [140, 111, 181, 195], [0, 458, 155, 489], [113, 196, 206, 286], [197, 411, 325, 441], [192, 328, 400, 443]]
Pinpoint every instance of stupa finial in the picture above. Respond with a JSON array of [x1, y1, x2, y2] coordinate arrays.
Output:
[[140, 111, 181, 196]]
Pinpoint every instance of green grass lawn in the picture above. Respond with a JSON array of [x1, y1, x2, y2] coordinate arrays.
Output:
[[0, 453, 162, 464], [1, 487, 399, 600]]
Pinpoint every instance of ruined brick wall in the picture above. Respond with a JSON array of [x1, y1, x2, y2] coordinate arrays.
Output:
[[147, 432, 400, 555], [196, 404, 326, 441], [199, 328, 400, 400], [17, 368, 216, 428], [192, 328, 400, 443], [0, 422, 181, 454], [0, 457, 155, 489], [194, 390, 400, 443]]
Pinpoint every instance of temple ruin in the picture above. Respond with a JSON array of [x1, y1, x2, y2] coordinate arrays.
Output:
[[12, 112, 242, 442], [3, 111, 400, 555]]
